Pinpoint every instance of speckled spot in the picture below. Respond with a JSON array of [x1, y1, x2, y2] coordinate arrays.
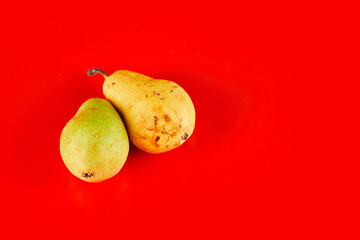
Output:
[[182, 132, 189, 140], [154, 116, 158, 126], [83, 172, 94, 178], [164, 115, 171, 122]]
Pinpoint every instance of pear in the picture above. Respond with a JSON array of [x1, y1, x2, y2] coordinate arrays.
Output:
[[87, 69, 195, 154], [60, 98, 129, 182]]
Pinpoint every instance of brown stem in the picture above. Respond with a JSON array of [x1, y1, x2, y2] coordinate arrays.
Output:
[[87, 68, 108, 77]]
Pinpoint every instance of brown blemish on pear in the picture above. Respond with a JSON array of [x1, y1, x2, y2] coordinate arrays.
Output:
[[182, 132, 189, 140], [83, 172, 94, 178]]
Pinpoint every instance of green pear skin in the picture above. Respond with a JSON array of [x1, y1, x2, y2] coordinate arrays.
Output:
[[87, 69, 195, 154], [60, 98, 129, 182]]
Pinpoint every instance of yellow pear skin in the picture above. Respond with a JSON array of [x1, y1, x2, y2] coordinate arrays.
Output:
[[60, 98, 129, 182], [87, 69, 196, 154]]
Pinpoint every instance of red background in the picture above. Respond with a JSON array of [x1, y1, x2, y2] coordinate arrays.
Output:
[[1, 1, 357, 239]]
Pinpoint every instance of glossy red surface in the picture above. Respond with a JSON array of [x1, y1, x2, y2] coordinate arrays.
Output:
[[1, 0, 356, 239]]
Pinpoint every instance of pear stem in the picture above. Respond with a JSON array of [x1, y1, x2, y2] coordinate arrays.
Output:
[[87, 68, 108, 77]]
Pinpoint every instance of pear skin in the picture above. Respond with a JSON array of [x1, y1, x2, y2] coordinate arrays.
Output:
[[60, 98, 129, 182], [88, 69, 196, 154]]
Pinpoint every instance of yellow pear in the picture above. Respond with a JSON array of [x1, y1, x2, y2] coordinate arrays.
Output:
[[87, 69, 195, 154]]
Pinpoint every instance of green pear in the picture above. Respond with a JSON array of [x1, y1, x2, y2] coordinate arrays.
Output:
[[87, 69, 196, 154], [60, 98, 129, 182]]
